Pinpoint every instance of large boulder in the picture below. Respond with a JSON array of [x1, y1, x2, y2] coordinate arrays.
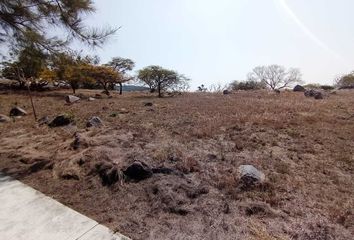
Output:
[[313, 91, 324, 100], [123, 161, 153, 181], [304, 89, 324, 100], [304, 89, 316, 97], [0, 114, 11, 123], [86, 116, 103, 128], [238, 165, 265, 189], [65, 95, 80, 104], [48, 114, 74, 127], [293, 85, 305, 92], [9, 107, 27, 117]]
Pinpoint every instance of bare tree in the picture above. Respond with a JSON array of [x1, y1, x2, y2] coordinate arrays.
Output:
[[247, 65, 302, 90]]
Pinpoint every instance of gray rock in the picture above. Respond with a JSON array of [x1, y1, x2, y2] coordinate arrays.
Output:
[[86, 116, 103, 128], [314, 91, 324, 100], [48, 114, 74, 127], [304, 89, 324, 100], [293, 85, 305, 92], [88, 97, 96, 101], [65, 95, 80, 104], [0, 114, 11, 122], [238, 165, 265, 189], [9, 107, 27, 117]]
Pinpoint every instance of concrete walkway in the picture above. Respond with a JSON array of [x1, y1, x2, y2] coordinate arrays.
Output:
[[0, 173, 130, 240]]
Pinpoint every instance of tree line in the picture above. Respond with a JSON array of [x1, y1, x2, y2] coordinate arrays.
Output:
[[0, 0, 190, 98]]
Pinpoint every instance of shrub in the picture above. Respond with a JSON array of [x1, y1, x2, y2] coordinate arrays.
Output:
[[230, 80, 266, 91]]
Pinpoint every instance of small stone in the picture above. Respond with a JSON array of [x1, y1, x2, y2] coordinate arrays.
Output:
[[65, 95, 80, 104], [118, 108, 129, 114], [48, 114, 74, 127], [123, 161, 153, 181], [238, 165, 265, 189], [86, 116, 103, 128], [0, 114, 11, 122], [144, 102, 153, 107], [9, 107, 27, 117], [88, 97, 96, 101], [314, 91, 324, 100]]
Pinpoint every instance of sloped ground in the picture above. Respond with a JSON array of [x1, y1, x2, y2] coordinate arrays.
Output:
[[0, 89, 353, 240]]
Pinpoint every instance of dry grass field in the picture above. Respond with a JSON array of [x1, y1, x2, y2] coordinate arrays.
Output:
[[0, 89, 353, 240]]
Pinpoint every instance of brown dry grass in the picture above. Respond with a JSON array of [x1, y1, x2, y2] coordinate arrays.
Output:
[[0, 89, 353, 240]]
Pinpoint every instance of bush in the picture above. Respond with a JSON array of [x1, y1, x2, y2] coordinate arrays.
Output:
[[320, 85, 334, 91], [230, 80, 266, 91]]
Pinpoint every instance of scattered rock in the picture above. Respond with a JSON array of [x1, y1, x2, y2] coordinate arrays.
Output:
[[314, 91, 324, 100], [38, 116, 50, 125], [86, 116, 103, 128], [305, 89, 324, 100], [238, 165, 265, 189], [118, 108, 129, 114], [88, 97, 96, 101], [0, 114, 11, 123], [304, 89, 316, 97], [48, 114, 74, 127], [293, 85, 306, 92], [144, 102, 153, 107], [9, 107, 27, 117], [123, 161, 153, 181], [65, 95, 80, 104], [223, 90, 231, 95]]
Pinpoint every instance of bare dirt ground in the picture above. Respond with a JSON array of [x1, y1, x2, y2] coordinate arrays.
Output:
[[0, 89, 353, 240]]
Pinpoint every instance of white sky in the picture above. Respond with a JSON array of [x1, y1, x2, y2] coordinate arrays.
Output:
[[82, 0, 354, 89]]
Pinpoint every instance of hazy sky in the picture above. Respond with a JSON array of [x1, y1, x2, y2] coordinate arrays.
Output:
[[84, 0, 354, 89]]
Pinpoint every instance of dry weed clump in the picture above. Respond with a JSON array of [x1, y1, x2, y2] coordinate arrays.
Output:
[[0, 89, 354, 239]]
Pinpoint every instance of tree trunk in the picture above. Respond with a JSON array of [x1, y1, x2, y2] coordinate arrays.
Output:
[[158, 83, 162, 98], [72, 86, 76, 94], [118, 82, 122, 95], [103, 83, 110, 96]]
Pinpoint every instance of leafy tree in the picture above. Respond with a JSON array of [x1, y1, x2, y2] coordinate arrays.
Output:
[[0, 0, 116, 53], [247, 65, 302, 91], [335, 73, 354, 89], [138, 65, 190, 98], [1, 44, 47, 87], [106, 57, 135, 94], [81, 65, 120, 95], [49, 51, 96, 94], [230, 80, 266, 91]]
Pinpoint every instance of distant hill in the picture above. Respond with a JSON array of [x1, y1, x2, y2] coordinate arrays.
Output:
[[115, 85, 150, 92]]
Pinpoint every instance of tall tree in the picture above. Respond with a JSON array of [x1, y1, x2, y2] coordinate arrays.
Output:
[[0, 0, 116, 53], [138, 65, 190, 98], [106, 57, 135, 94], [1, 44, 47, 87], [81, 64, 120, 96], [247, 65, 302, 91]]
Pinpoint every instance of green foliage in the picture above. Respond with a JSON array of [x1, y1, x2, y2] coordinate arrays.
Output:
[[0, 0, 116, 53], [230, 80, 266, 91], [106, 57, 135, 94], [1, 44, 47, 86], [138, 65, 190, 97], [335, 73, 354, 89]]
